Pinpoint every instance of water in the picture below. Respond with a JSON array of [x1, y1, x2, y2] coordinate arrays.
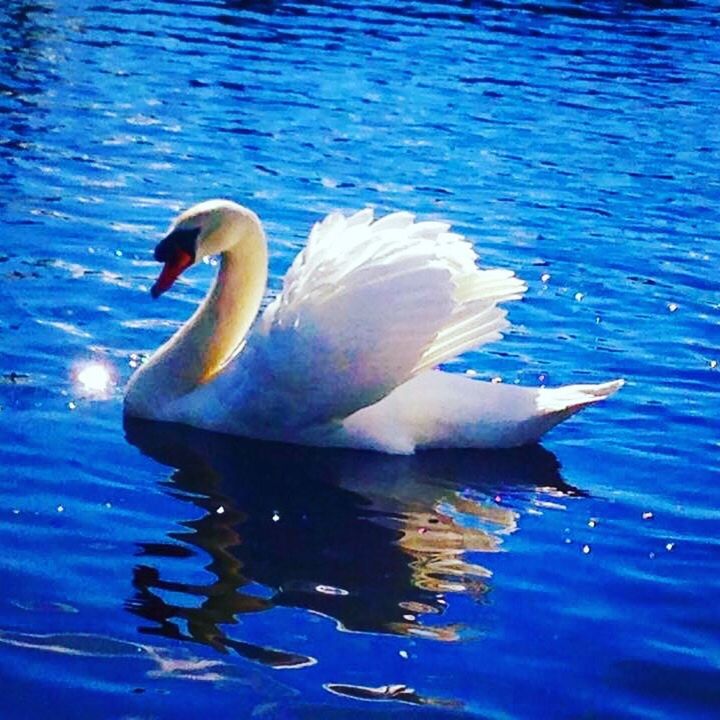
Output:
[[1, 0, 719, 717]]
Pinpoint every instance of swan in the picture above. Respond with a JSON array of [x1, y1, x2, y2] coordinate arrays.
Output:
[[124, 199, 623, 454]]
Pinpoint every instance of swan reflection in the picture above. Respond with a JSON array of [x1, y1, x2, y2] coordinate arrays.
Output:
[[125, 420, 581, 665]]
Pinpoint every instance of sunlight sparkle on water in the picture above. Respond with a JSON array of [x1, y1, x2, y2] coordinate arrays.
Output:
[[75, 361, 115, 397]]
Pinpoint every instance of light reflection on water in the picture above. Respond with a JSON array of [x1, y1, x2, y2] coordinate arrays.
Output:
[[74, 360, 115, 397]]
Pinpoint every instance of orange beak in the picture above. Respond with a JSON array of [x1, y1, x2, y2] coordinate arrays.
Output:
[[151, 247, 194, 298]]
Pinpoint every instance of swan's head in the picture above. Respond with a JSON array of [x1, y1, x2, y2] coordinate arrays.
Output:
[[151, 199, 260, 298]]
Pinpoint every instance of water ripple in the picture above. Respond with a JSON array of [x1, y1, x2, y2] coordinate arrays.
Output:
[[1, 0, 719, 718]]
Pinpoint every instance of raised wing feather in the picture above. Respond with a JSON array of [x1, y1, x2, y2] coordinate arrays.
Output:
[[216, 209, 526, 435]]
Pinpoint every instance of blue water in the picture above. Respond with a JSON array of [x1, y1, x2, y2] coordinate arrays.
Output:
[[1, 0, 719, 717]]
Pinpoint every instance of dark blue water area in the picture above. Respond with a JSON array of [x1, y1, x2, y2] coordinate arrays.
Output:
[[1, 0, 719, 717]]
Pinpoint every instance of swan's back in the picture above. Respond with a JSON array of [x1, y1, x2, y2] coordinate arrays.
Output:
[[342, 371, 625, 453]]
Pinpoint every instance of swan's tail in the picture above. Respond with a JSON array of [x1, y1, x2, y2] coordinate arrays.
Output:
[[343, 372, 625, 452], [536, 379, 625, 416]]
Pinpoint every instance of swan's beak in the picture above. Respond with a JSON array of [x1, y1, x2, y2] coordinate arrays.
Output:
[[151, 227, 199, 298], [151, 250, 194, 298]]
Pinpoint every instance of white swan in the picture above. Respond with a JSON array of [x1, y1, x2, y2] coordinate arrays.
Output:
[[124, 200, 623, 454]]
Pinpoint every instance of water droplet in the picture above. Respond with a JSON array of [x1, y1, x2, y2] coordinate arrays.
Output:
[[574, 292, 584, 302], [642, 511, 654, 520], [67, 401, 77, 410], [402, 614, 416, 622], [667, 303, 678, 313], [588, 518, 597, 528], [541, 273, 551, 283], [57, 505, 65, 513], [399, 650, 409, 659], [582, 544, 591, 554], [272, 511, 280, 522], [710, 359, 717, 369], [216, 506, 225, 515], [665, 542, 675, 551], [491, 376, 502, 384]]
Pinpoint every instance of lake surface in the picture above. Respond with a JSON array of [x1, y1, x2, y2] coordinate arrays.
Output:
[[1, 0, 719, 717]]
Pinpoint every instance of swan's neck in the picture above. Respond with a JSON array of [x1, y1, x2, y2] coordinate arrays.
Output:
[[127, 215, 267, 415]]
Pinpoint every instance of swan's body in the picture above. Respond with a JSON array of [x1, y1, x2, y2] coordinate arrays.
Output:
[[125, 200, 623, 454]]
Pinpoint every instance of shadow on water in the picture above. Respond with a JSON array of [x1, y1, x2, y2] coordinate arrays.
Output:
[[124, 418, 583, 669]]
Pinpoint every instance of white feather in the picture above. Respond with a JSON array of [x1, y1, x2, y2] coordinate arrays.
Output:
[[342, 373, 625, 453]]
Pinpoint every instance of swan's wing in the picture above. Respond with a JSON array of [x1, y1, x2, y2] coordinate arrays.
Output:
[[231, 209, 526, 431]]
